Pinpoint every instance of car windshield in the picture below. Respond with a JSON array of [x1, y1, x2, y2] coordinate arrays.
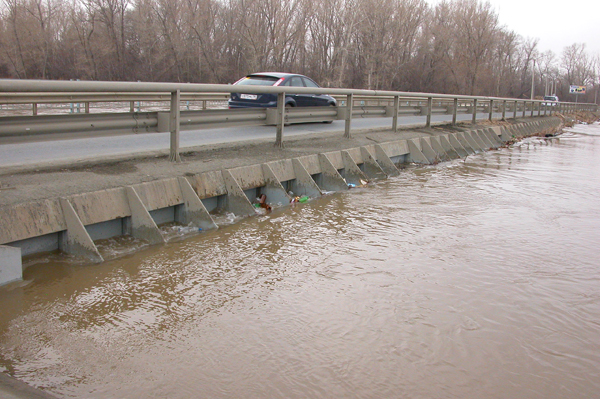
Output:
[[235, 76, 279, 86], [544, 96, 557, 101]]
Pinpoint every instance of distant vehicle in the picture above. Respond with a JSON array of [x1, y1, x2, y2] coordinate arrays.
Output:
[[542, 95, 559, 106], [228, 72, 337, 109]]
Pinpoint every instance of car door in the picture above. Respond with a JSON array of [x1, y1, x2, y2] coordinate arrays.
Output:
[[301, 77, 328, 106], [286, 76, 309, 106]]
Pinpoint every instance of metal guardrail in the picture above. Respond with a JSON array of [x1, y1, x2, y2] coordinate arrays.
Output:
[[0, 79, 597, 161]]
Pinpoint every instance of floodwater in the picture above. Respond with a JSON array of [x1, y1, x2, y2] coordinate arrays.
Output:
[[1, 123, 599, 399]]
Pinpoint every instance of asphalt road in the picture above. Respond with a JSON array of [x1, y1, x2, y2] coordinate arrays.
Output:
[[0, 113, 505, 169]]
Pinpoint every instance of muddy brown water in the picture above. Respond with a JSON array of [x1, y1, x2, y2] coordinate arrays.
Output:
[[1, 124, 599, 398]]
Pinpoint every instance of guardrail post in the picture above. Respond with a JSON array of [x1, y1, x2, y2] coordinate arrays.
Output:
[[488, 99, 494, 121], [522, 101, 526, 118], [85, 102, 90, 113], [426, 97, 432, 128], [344, 94, 353, 139], [275, 92, 285, 148], [452, 98, 458, 125], [513, 100, 517, 119], [537, 102, 541, 117], [392, 95, 399, 132], [32, 103, 37, 116], [501, 100, 506, 121], [169, 90, 181, 162], [530, 101, 534, 117], [130, 101, 135, 113], [472, 98, 477, 124]]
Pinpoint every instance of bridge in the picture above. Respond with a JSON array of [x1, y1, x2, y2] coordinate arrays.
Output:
[[0, 79, 597, 287]]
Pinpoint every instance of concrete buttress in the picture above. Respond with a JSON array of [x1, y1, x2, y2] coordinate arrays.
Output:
[[341, 151, 369, 185], [291, 158, 322, 198], [407, 139, 430, 164], [360, 147, 387, 179], [176, 177, 218, 231], [261, 163, 292, 206], [318, 153, 350, 191], [59, 197, 104, 263], [125, 187, 166, 245], [222, 169, 256, 216], [374, 144, 400, 176]]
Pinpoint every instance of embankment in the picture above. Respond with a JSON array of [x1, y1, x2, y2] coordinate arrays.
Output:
[[0, 117, 564, 287]]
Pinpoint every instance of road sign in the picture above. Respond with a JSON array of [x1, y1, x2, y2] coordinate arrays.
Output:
[[570, 85, 586, 94]]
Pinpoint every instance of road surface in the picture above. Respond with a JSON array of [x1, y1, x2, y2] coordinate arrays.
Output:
[[0, 113, 506, 169]]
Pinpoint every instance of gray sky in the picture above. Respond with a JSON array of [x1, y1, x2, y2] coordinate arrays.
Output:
[[425, 0, 600, 57]]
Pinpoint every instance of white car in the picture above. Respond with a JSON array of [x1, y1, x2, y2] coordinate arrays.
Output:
[[542, 95, 559, 106]]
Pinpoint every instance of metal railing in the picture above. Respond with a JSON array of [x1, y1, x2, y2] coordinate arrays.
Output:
[[0, 79, 596, 161]]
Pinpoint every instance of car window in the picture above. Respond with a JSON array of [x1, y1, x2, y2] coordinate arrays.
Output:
[[235, 76, 280, 86], [302, 78, 320, 88], [290, 77, 305, 87]]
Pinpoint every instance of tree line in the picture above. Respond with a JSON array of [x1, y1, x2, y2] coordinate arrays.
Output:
[[1, 0, 598, 103]]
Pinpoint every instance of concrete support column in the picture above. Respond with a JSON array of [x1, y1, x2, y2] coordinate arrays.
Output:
[[169, 90, 181, 162], [344, 94, 354, 139], [0, 245, 22, 286], [502, 100, 506, 121], [472, 98, 478, 124], [488, 100, 494, 121], [275, 92, 285, 148], [513, 100, 518, 119], [522, 101, 527, 118]]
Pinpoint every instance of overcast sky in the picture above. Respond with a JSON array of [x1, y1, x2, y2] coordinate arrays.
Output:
[[425, 0, 600, 57]]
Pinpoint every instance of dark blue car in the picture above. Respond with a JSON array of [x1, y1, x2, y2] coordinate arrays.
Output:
[[228, 72, 337, 109]]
